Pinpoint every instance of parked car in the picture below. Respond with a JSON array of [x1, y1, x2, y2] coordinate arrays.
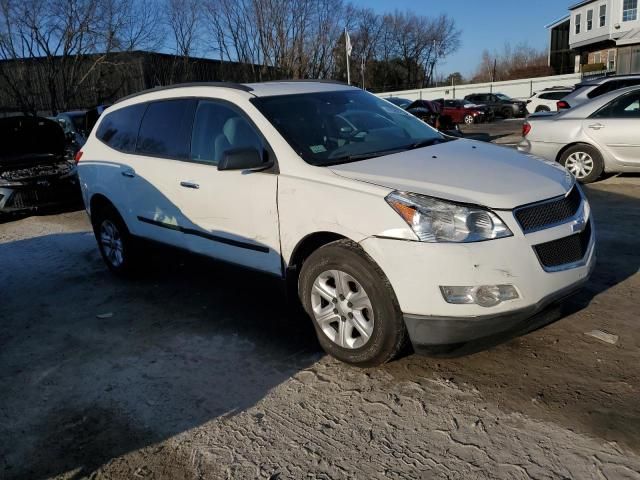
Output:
[[519, 85, 640, 183], [49, 114, 86, 159], [464, 93, 527, 118], [78, 81, 595, 366], [526, 87, 573, 114], [433, 99, 489, 124], [0, 116, 81, 216], [385, 97, 412, 109], [557, 74, 640, 110], [404, 99, 441, 127]]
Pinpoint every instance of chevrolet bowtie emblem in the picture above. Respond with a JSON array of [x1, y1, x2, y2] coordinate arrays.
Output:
[[572, 217, 587, 233]]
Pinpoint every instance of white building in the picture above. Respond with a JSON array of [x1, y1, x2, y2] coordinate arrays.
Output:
[[568, 0, 640, 74]]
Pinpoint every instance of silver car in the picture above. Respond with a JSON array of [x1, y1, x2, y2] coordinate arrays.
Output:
[[518, 85, 640, 183], [557, 75, 640, 110]]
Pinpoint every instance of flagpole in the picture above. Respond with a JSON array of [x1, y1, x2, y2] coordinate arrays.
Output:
[[345, 28, 351, 85]]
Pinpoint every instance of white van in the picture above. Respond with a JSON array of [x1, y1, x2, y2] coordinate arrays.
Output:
[[77, 81, 595, 366]]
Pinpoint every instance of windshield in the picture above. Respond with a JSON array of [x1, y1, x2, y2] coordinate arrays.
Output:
[[495, 93, 511, 101], [251, 90, 444, 166]]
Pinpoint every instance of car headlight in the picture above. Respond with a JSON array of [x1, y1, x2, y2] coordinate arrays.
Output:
[[386, 191, 512, 243]]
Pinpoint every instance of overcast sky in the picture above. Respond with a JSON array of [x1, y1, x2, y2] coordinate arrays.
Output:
[[351, 0, 574, 78]]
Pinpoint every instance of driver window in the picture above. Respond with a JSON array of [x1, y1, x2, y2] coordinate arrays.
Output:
[[191, 101, 263, 165]]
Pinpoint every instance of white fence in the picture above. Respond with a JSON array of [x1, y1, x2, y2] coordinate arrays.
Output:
[[377, 73, 583, 101]]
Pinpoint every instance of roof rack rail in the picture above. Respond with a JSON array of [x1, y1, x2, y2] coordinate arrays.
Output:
[[255, 79, 349, 86], [115, 82, 254, 104]]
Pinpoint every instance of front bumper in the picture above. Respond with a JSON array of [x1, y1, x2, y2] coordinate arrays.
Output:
[[0, 177, 81, 214], [360, 199, 596, 349], [403, 273, 590, 351]]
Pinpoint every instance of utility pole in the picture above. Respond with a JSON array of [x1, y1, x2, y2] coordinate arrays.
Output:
[[361, 57, 365, 89]]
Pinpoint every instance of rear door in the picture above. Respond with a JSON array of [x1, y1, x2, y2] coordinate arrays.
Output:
[[126, 98, 197, 247], [584, 90, 640, 166], [173, 99, 281, 275]]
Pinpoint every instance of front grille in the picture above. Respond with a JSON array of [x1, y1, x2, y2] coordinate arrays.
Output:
[[533, 220, 592, 269], [7, 188, 57, 209], [515, 187, 582, 233]]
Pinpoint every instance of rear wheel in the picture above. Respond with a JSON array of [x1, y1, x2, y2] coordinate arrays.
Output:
[[92, 204, 139, 276], [298, 240, 408, 367], [559, 144, 604, 183], [535, 105, 551, 113]]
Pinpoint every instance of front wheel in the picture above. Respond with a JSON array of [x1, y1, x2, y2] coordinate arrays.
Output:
[[559, 144, 604, 183], [463, 114, 475, 125], [298, 240, 408, 367], [501, 108, 513, 119]]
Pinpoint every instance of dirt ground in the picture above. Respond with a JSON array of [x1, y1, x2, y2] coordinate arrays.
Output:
[[1, 172, 639, 479]]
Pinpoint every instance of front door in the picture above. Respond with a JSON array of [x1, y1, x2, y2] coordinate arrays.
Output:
[[174, 100, 282, 275]]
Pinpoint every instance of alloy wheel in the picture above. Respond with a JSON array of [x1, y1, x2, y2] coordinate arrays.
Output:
[[100, 219, 124, 268], [565, 151, 594, 179], [310, 270, 374, 349], [464, 114, 474, 124]]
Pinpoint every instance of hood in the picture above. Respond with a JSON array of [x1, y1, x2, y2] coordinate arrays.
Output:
[[329, 139, 573, 209], [0, 116, 65, 167]]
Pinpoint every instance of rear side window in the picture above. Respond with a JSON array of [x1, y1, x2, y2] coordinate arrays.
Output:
[[588, 81, 619, 99], [592, 91, 640, 118], [539, 91, 569, 100], [136, 99, 197, 160], [96, 104, 146, 153]]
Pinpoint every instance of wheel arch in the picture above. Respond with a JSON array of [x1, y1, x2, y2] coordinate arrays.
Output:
[[285, 231, 350, 291], [555, 141, 600, 164], [89, 194, 121, 226]]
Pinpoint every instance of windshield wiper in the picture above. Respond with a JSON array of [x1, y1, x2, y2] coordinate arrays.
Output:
[[322, 147, 407, 166], [406, 138, 446, 150]]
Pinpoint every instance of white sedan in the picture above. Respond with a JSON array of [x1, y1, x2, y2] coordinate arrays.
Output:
[[519, 85, 640, 183]]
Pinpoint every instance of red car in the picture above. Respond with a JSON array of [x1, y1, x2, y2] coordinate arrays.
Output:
[[433, 99, 489, 125]]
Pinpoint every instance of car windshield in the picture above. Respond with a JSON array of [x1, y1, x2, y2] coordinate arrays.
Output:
[[495, 93, 512, 100], [252, 90, 445, 166]]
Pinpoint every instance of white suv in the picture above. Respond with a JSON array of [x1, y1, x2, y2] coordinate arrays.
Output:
[[526, 88, 573, 114], [78, 81, 595, 366]]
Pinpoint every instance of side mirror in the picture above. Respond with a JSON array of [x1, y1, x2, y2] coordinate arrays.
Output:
[[218, 147, 270, 171]]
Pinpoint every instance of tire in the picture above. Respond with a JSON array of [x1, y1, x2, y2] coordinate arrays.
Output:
[[535, 105, 550, 113], [559, 144, 604, 184], [298, 239, 408, 367], [501, 108, 513, 119], [91, 203, 139, 276], [463, 114, 475, 125]]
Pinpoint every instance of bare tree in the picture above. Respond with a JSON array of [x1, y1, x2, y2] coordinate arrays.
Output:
[[472, 42, 551, 83], [167, 0, 200, 58]]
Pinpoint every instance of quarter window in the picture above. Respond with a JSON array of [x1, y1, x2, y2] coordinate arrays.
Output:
[[136, 99, 197, 160], [96, 104, 146, 153], [587, 9, 593, 30], [575, 13, 581, 34], [190, 101, 263, 165], [623, 0, 638, 21], [599, 4, 606, 27]]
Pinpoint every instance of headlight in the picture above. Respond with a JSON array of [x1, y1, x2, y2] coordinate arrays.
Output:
[[386, 191, 512, 243]]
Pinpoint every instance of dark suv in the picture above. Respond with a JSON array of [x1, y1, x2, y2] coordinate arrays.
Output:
[[464, 93, 527, 118]]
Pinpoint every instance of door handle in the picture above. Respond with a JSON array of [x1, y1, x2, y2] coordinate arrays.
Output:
[[588, 123, 605, 130], [121, 169, 135, 178], [180, 181, 200, 189]]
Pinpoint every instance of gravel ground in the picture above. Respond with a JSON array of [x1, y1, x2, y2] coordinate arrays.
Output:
[[1, 174, 639, 479]]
